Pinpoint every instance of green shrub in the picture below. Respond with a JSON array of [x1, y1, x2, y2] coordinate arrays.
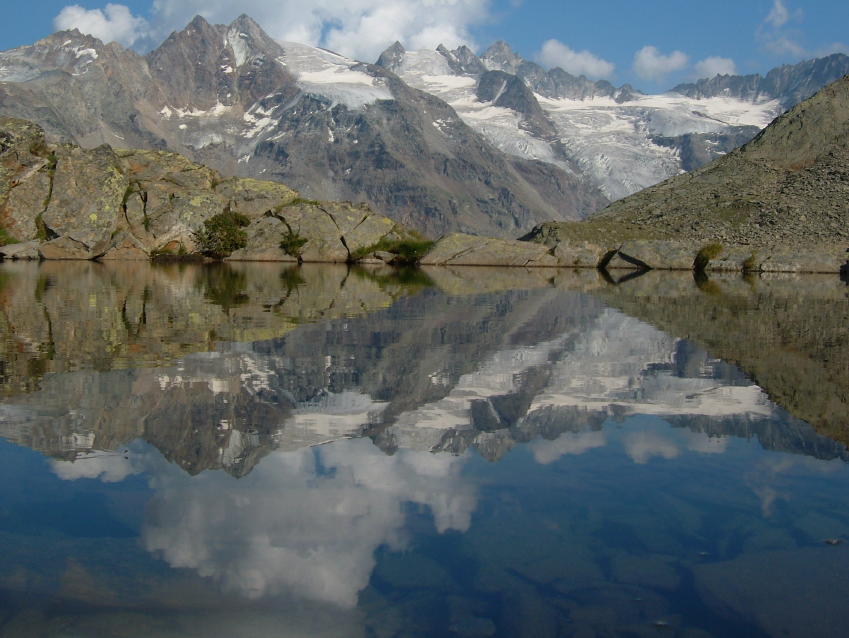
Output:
[[742, 252, 760, 272], [280, 229, 308, 257], [350, 238, 434, 265], [193, 211, 250, 258], [694, 243, 724, 272], [0, 227, 18, 247]]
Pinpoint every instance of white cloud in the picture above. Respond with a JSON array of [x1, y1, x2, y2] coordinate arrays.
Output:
[[530, 430, 606, 464], [765, 0, 791, 28], [537, 38, 615, 79], [140, 0, 491, 62], [757, 0, 806, 60], [694, 56, 737, 78], [143, 439, 476, 606], [52, 449, 142, 482], [623, 430, 679, 464], [684, 431, 729, 455], [633, 45, 689, 82], [53, 3, 149, 47]]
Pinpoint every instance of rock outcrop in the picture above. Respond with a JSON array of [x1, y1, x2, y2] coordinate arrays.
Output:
[[0, 117, 415, 262], [523, 76, 849, 274], [0, 17, 606, 239]]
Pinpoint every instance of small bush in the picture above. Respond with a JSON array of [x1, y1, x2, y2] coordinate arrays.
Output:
[[694, 243, 724, 272], [0, 227, 18, 247], [193, 210, 250, 258], [280, 229, 308, 257], [742, 252, 759, 272], [350, 238, 434, 265]]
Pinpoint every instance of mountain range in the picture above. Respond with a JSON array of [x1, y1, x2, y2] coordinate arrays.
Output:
[[1, 14, 848, 237]]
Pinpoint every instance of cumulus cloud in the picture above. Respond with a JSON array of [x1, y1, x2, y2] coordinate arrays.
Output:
[[694, 56, 737, 79], [633, 45, 689, 82], [143, 439, 476, 606], [537, 38, 615, 79], [53, 3, 149, 47]]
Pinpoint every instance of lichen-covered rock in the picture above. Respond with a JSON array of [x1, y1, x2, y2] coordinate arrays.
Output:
[[702, 245, 758, 272], [0, 163, 50, 241], [38, 236, 94, 259], [0, 117, 421, 263], [551, 240, 611, 268], [119, 149, 218, 190], [0, 240, 40, 260], [759, 245, 849, 273], [99, 235, 150, 260], [616, 239, 696, 270], [144, 186, 227, 251], [42, 145, 127, 249], [225, 216, 298, 262], [420, 233, 557, 266], [215, 177, 298, 220]]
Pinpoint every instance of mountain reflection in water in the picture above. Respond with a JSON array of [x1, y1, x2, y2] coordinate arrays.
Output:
[[0, 261, 848, 637]]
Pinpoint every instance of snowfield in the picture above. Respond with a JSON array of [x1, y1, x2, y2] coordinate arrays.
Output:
[[277, 42, 393, 109], [393, 48, 782, 200]]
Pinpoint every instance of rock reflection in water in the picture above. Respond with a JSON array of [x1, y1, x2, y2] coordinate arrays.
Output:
[[1, 262, 847, 473], [1, 262, 849, 636]]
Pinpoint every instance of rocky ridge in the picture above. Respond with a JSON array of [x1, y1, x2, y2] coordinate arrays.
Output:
[[673, 53, 849, 108], [379, 40, 828, 202], [522, 75, 849, 274], [0, 116, 419, 261], [0, 16, 605, 238]]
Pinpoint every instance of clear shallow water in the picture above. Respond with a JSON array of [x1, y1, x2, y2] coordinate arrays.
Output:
[[0, 261, 848, 637]]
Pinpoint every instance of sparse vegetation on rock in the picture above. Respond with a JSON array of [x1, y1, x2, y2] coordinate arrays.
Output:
[[193, 210, 250, 258]]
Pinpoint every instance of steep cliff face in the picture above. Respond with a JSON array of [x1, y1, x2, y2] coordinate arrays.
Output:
[[0, 16, 605, 238]]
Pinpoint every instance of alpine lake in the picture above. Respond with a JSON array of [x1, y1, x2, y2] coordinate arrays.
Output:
[[0, 260, 848, 638]]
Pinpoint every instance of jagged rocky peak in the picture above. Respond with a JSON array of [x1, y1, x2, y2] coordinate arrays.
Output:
[[146, 13, 290, 110], [672, 53, 849, 107], [436, 43, 487, 76], [224, 13, 284, 67], [0, 28, 107, 83], [375, 41, 406, 71], [476, 70, 557, 138], [481, 40, 524, 74]]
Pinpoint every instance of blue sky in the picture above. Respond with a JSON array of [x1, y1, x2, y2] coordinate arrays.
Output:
[[2, 0, 847, 92]]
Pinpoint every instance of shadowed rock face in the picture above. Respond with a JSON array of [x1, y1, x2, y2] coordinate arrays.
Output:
[[0, 17, 605, 238]]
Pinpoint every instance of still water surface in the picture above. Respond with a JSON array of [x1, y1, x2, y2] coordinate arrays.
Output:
[[0, 261, 848, 637]]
